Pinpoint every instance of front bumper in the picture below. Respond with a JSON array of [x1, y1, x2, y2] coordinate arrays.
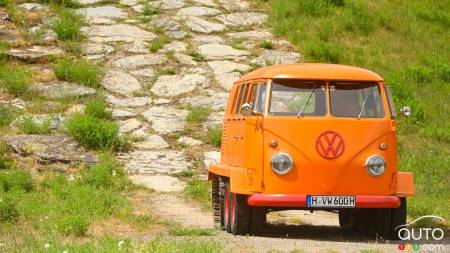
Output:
[[247, 194, 401, 208]]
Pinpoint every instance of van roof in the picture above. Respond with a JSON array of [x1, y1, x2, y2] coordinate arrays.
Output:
[[236, 63, 384, 83]]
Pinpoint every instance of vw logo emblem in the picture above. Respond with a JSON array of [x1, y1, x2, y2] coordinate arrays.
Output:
[[315, 131, 345, 159]]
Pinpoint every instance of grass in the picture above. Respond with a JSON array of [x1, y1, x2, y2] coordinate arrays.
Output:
[[143, 1, 159, 16], [207, 126, 222, 147], [187, 105, 211, 123], [53, 58, 102, 88], [52, 8, 84, 41], [256, 0, 450, 223], [259, 40, 273, 49], [183, 178, 211, 210], [149, 38, 164, 53], [0, 105, 18, 127], [84, 97, 113, 120], [159, 66, 176, 75], [145, 236, 220, 253], [230, 38, 246, 50], [15, 116, 52, 135], [0, 64, 31, 97], [61, 41, 82, 55], [168, 226, 217, 236], [0, 156, 133, 250], [65, 113, 122, 151]]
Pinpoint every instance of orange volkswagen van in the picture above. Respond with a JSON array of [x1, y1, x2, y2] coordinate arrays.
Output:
[[208, 63, 415, 239]]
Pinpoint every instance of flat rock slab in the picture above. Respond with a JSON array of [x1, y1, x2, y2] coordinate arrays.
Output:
[[216, 12, 267, 26], [6, 46, 63, 62], [129, 175, 185, 192], [102, 70, 142, 96], [114, 54, 168, 70], [122, 150, 190, 174], [77, 6, 127, 20], [178, 136, 202, 146], [82, 43, 114, 60], [133, 134, 169, 150], [77, 0, 103, 4], [218, 0, 249, 11], [141, 106, 188, 134], [207, 60, 250, 75], [191, 34, 224, 45], [118, 118, 142, 133], [149, 17, 187, 39], [149, 0, 185, 10], [181, 91, 228, 110], [112, 109, 136, 119], [107, 96, 152, 108], [203, 151, 220, 167], [186, 16, 225, 34], [151, 74, 207, 97], [31, 81, 96, 99], [161, 41, 187, 52], [198, 44, 250, 60], [19, 3, 46, 11], [177, 6, 221, 16], [193, 0, 217, 7], [11, 114, 64, 130], [2, 135, 96, 164], [251, 49, 301, 66], [226, 30, 272, 40], [83, 24, 157, 43], [215, 72, 241, 90], [203, 111, 224, 128]]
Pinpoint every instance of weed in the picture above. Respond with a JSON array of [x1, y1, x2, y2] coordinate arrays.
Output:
[[62, 41, 82, 55], [143, 1, 159, 15], [183, 178, 211, 210], [53, 58, 102, 88], [0, 65, 31, 96], [84, 98, 112, 120], [187, 105, 211, 123], [259, 40, 273, 49], [159, 66, 176, 75], [15, 116, 52, 135], [149, 38, 164, 53], [0, 169, 34, 192], [0, 196, 19, 223], [0, 105, 18, 127], [65, 113, 122, 150], [207, 126, 222, 147], [52, 8, 84, 41]]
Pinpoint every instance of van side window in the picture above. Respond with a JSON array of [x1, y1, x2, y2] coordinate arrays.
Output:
[[385, 86, 396, 119], [234, 84, 244, 114], [253, 83, 267, 113], [238, 83, 250, 114], [248, 84, 257, 109]]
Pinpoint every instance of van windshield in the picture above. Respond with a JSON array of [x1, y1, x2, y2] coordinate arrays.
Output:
[[330, 82, 385, 118], [269, 80, 327, 116]]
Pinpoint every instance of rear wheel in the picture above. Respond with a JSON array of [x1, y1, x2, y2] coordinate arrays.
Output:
[[339, 209, 356, 233], [211, 175, 222, 228], [224, 180, 231, 232], [250, 207, 266, 235], [390, 197, 407, 240]]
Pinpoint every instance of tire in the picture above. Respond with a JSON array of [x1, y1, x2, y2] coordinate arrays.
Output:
[[355, 209, 391, 239], [230, 193, 251, 235], [211, 175, 222, 228], [224, 180, 232, 232], [250, 207, 266, 235], [390, 197, 407, 240], [339, 209, 356, 233]]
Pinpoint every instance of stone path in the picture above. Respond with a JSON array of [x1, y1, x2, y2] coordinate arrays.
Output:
[[1, 0, 300, 229]]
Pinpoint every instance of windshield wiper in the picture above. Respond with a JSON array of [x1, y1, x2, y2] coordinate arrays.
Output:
[[297, 86, 316, 118], [357, 95, 369, 120]]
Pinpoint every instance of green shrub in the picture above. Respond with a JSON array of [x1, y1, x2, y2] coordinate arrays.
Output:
[[207, 126, 222, 147], [259, 40, 273, 49], [305, 40, 342, 63], [0, 0, 13, 7], [187, 105, 211, 123], [0, 196, 19, 223], [0, 105, 17, 127], [80, 155, 128, 191], [65, 113, 122, 150], [149, 38, 164, 53], [84, 98, 112, 120], [52, 9, 84, 41], [15, 116, 52, 135], [143, 1, 159, 15], [0, 157, 13, 170], [53, 58, 102, 88], [0, 65, 31, 96], [0, 169, 34, 192]]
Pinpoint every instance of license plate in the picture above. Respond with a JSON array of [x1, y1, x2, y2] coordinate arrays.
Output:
[[306, 195, 355, 208]]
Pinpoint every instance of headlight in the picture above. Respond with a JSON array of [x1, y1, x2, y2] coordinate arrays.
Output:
[[365, 155, 386, 176], [271, 152, 294, 175]]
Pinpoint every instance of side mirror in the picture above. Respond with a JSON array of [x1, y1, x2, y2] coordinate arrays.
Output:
[[400, 106, 411, 117], [241, 103, 253, 115]]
